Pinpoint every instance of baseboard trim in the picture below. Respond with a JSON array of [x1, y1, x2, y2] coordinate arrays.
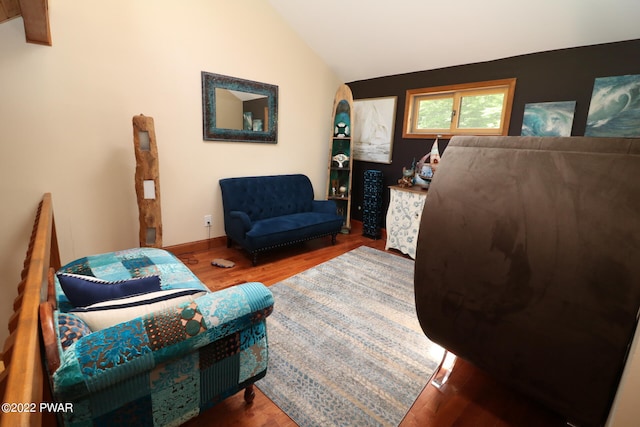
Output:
[[163, 236, 226, 256], [161, 220, 384, 256]]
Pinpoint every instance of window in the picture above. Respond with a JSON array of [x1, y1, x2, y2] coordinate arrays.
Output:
[[403, 78, 516, 138]]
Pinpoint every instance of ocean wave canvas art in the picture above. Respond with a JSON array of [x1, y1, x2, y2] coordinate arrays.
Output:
[[585, 74, 640, 137], [521, 101, 576, 136]]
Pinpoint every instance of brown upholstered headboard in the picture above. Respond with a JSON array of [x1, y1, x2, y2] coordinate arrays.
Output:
[[414, 136, 640, 426]]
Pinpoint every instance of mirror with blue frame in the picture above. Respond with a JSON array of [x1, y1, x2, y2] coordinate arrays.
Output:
[[201, 72, 278, 143]]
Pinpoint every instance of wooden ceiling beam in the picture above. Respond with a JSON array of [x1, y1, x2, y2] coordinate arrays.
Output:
[[0, 0, 22, 22], [18, 0, 50, 45]]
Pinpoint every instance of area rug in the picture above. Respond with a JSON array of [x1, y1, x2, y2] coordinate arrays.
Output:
[[257, 246, 445, 427]]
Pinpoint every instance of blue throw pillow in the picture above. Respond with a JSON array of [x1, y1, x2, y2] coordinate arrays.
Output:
[[57, 312, 93, 350], [57, 273, 162, 307]]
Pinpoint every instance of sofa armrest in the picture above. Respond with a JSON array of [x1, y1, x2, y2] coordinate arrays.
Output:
[[312, 199, 337, 214], [52, 282, 273, 399], [228, 210, 253, 235]]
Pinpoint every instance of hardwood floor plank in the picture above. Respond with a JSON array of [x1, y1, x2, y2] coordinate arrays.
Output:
[[178, 222, 566, 427]]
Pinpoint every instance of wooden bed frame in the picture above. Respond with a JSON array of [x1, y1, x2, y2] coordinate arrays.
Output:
[[1, 193, 60, 427]]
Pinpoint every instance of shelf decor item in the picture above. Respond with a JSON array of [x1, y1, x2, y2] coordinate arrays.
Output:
[[397, 166, 415, 188], [326, 84, 354, 233], [415, 138, 441, 188], [332, 153, 349, 168]]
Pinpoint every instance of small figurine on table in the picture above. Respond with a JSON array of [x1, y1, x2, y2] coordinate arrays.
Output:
[[398, 166, 415, 188]]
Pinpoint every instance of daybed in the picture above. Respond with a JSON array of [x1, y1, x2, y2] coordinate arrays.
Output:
[[219, 174, 344, 265], [1, 194, 274, 427], [414, 136, 640, 427]]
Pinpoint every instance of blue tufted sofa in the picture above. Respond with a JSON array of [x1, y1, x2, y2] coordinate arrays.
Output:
[[219, 174, 344, 265], [41, 247, 274, 426]]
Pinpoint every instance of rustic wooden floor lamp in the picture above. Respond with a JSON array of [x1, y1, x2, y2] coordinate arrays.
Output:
[[132, 114, 162, 248]]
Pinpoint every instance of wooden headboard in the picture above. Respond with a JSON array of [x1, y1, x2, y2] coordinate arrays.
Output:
[[0, 193, 60, 427]]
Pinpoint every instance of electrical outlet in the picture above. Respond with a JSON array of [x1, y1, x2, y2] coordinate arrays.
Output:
[[204, 215, 212, 227]]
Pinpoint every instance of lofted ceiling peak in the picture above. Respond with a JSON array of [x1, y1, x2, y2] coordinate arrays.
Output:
[[268, 0, 640, 82]]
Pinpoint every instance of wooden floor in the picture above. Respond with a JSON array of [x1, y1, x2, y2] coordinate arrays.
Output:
[[179, 222, 567, 427]]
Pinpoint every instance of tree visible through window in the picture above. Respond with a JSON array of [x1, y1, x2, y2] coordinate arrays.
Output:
[[416, 97, 453, 130], [403, 78, 516, 138]]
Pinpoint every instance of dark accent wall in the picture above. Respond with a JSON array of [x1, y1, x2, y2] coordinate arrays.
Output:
[[347, 39, 640, 225]]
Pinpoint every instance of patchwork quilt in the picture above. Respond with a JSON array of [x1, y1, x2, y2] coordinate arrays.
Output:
[[49, 248, 274, 427], [55, 247, 208, 312]]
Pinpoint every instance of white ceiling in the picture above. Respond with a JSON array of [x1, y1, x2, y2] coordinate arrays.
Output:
[[267, 0, 640, 82]]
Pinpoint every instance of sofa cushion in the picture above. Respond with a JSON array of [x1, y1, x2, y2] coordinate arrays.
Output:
[[69, 288, 207, 330], [246, 212, 344, 248], [57, 273, 162, 307]]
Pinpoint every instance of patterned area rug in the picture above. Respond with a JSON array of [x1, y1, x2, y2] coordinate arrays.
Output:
[[257, 246, 445, 427]]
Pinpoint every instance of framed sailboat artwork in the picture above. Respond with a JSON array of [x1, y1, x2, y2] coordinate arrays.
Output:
[[353, 96, 397, 164]]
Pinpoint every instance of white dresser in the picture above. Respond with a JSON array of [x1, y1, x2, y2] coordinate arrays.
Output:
[[385, 185, 428, 259]]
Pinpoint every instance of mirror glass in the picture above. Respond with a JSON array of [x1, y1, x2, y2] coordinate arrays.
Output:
[[202, 72, 278, 143]]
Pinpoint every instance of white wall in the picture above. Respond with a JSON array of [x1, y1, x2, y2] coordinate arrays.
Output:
[[0, 0, 342, 344], [608, 330, 640, 426]]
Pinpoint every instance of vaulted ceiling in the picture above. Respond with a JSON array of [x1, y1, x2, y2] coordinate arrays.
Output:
[[3, 1, 640, 83], [267, 0, 640, 82]]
